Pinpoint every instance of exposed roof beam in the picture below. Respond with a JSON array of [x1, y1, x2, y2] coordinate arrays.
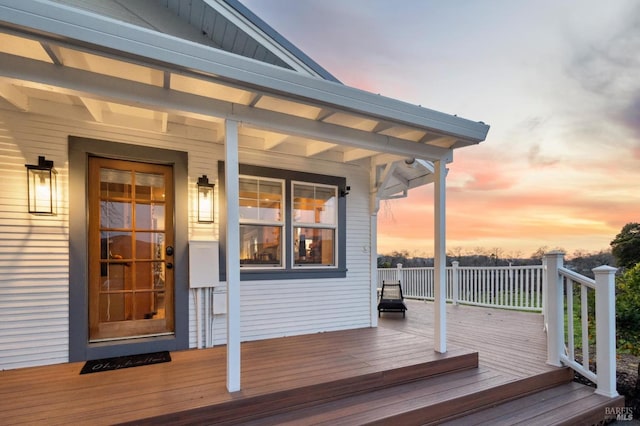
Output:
[[78, 96, 104, 122], [372, 122, 394, 134], [248, 93, 262, 107], [419, 135, 457, 146], [40, 41, 62, 65], [343, 148, 377, 163], [160, 111, 168, 132], [315, 108, 334, 122], [0, 53, 453, 160], [0, 81, 28, 110], [306, 141, 336, 157], [262, 133, 288, 150], [0, 1, 489, 142]]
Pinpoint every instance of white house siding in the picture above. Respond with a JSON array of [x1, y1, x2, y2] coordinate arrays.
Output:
[[236, 151, 372, 342], [189, 150, 373, 346], [0, 108, 374, 369]]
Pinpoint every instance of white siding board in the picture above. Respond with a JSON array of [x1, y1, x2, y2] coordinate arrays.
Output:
[[0, 107, 375, 370]]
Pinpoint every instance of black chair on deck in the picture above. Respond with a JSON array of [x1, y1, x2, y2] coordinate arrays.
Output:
[[377, 280, 407, 318]]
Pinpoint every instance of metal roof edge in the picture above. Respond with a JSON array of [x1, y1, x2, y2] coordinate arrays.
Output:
[[223, 0, 342, 84]]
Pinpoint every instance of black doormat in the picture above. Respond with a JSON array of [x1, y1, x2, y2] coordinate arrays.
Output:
[[80, 351, 171, 375]]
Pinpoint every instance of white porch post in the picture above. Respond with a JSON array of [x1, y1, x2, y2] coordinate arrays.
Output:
[[225, 119, 241, 392], [452, 261, 459, 305], [370, 213, 378, 327], [593, 265, 619, 398], [434, 160, 447, 353], [544, 251, 564, 367]]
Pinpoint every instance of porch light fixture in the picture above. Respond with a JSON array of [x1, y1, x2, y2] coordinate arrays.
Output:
[[25, 156, 57, 215], [197, 175, 214, 223]]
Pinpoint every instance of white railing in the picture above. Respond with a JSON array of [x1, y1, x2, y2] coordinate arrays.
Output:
[[379, 254, 618, 398], [378, 262, 544, 311], [544, 251, 618, 398]]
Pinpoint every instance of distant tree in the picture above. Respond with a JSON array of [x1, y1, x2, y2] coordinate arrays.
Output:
[[610, 222, 640, 269], [530, 246, 566, 261], [565, 250, 615, 279]]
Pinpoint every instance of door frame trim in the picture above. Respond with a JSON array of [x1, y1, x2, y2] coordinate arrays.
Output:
[[69, 137, 189, 361]]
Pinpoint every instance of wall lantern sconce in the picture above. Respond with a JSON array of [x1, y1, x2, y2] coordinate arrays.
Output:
[[25, 156, 57, 215], [197, 175, 215, 223], [340, 185, 351, 198]]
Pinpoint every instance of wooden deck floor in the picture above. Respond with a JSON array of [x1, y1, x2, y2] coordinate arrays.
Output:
[[0, 301, 557, 425]]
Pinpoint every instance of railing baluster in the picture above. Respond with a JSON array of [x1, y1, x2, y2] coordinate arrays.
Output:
[[566, 278, 575, 360], [581, 285, 589, 370]]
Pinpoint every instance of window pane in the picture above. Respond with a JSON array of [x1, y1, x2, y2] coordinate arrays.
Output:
[[239, 177, 283, 222], [239, 225, 282, 267], [294, 227, 335, 266], [293, 184, 336, 225]]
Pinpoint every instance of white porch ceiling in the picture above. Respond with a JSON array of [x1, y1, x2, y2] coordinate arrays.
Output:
[[0, 30, 468, 165], [0, 0, 489, 199]]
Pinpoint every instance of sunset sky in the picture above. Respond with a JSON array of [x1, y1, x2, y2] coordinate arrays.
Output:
[[241, 0, 640, 258]]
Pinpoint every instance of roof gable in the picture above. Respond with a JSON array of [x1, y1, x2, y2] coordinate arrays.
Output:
[[49, 0, 340, 82]]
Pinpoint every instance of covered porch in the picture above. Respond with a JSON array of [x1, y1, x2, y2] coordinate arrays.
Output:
[[0, 301, 621, 425], [0, 0, 489, 393]]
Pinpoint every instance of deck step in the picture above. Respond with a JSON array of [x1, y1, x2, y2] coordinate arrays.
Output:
[[233, 367, 574, 426], [439, 381, 625, 426], [122, 349, 479, 425]]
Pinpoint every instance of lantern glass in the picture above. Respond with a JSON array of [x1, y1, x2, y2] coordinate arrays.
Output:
[[26, 157, 57, 215], [197, 177, 214, 223]]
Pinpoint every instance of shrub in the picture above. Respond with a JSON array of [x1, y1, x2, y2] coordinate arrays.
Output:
[[616, 262, 640, 355]]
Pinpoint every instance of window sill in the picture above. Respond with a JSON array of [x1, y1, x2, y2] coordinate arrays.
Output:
[[239, 268, 347, 281]]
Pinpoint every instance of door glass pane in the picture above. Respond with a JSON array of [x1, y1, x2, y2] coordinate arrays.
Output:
[[102, 231, 132, 260], [135, 203, 165, 230], [99, 293, 126, 322], [100, 264, 130, 291], [100, 201, 132, 229], [135, 232, 165, 260], [135, 172, 165, 201], [100, 169, 131, 198], [134, 292, 157, 320]]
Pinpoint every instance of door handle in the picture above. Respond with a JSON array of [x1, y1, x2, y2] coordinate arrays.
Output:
[[166, 262, 173, 269], [166, 246, 174, 256]]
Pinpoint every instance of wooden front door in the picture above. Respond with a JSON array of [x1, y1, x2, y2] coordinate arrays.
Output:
[[88, 157, 174, 342]]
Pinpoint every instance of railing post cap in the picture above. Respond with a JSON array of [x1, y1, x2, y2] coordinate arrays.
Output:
[[544, 250, 565, 256], [452, 261, 459, 266], [592, 265, 617, 274]]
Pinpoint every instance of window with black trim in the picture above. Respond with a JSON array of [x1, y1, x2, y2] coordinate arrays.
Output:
[[219, 162, 347, 280], [292, 182, 337, 267], [239, 176, 284, 267]]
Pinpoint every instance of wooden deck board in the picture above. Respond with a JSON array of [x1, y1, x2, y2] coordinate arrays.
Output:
[[0, 300, 561, 425]]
